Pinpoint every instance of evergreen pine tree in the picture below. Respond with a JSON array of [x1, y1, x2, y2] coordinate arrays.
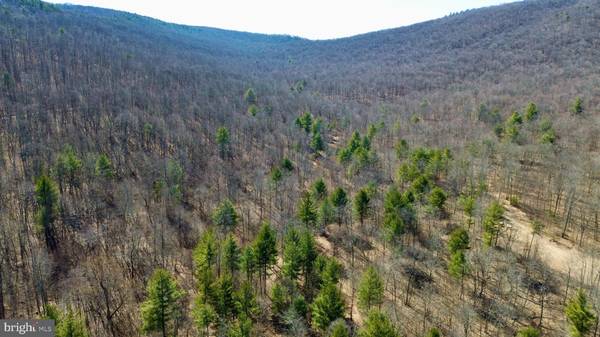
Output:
[[270, 282, 288, 320], [192, 301, 216, 337], [517, 326, 541, 337], [55, 145, 82, 190], [298, 192, 317, 227], [35, 175, 60, 251], [222, 235, 241, 275], [281, 157, 294, 172], [524, 102, 539, 121], [315, 255, 344, 287], [240, 246, 256, 283], [193, 229, 219, 276], [282, 228, 302, 280], [298, 229, 318, 289], [448, 227, 470, 254], [292, 295, 308, 318], [318, 198, 335, 228], [166, 160, 184, 201], [311, 117, 323, 134], [353, 188, 371, 226], [216, 127, 231, 159], [214, 274, 237, 319], [449, 250, 468, 280], [310, 283, 345, 331], [508, 111, 523, 125], [312, 178, 328, 201], [254, 222, 277, 293], [357, 266, 384, 312], [482, 201, 504, 247], [358, 309, 400, 337], [243, 88, 257, 104], [140, 269, 183, 337], [295, 111, 313, 133], [565, 289, 596, 337], [56, 308, 89, 337], [571, 97, 584, 115], [42, 304, 61, 322], [428, 186, 447, 215], [310, 131, 325, 153], [236, 281, 259, 319], [227, 316, 253, 337], [330, 187, 348, 226], [270, 167, 283, 186], [348, 131, 362, 153], [212, 199, 239, 232], [458, 195, 475, 227], [329, 320, 350, 337], [382, 186, 405, 244], [247, 104, 258, 117], [395, 139, 409, 160], [425, 327, 441, 337], [95, 154, 113, 178]]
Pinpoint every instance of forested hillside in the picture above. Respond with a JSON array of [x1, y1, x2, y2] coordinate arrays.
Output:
[[1, 0, 599, 336]]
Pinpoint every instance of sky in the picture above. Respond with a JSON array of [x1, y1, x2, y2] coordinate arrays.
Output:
[[45, 0, 517, 40]]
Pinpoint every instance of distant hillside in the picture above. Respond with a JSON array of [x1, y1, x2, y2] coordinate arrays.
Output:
[[285, 0, 600, 105], [1, 1, 600, 337], [3, 0, 600, 109]]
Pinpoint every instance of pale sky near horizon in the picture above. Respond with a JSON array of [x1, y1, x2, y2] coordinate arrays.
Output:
[[45, 0, 517, 40]]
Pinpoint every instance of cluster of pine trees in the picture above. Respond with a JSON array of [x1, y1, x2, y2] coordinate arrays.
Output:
[[2, 2, 600, 337]]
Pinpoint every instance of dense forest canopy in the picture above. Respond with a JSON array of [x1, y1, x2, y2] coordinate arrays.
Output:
[[0, 0, 599, 336]]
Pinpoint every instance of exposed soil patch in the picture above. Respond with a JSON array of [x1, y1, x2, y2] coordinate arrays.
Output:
[[501, 200, 591, 276]]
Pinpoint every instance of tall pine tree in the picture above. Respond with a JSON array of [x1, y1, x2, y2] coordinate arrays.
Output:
[[565, 289, 596, 337], [35, 175, 60, 251], [56, 308, 89, 337], [221, 235, 241, 276], [353, 188, 371, 226], [254, 222, 277, 294], [357, 266, 384, 312], [212, 199, 239, 232], [329, 320, 350, 337], [311, 283, 345, 331], [330, 187, 348, 226], [298, 192, 318, 227], [141, 269, 183, 337], [358, 309, 399, 337]]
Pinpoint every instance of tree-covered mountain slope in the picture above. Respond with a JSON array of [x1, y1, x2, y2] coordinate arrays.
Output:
[[1, 1, 599, 336]]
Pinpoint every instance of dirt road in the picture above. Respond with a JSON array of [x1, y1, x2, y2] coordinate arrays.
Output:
[[502, 200, 597, 280]]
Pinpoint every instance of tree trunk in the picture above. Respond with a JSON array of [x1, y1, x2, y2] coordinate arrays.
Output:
[[404, 277, 411, 306], [0, 263, 5, 319], [561, 193, 574, 238], [161, 307, 167, 337], [564, 268, 571, 304], [594, 212, 598, 242], [350, 241, 355, 321], [539, 293, 545, 328], [553, 192, 562, 217], [527, 234, 535, 260], [100, 281, 117, 337]]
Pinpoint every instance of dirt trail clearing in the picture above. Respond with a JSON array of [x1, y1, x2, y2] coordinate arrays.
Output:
[[502, 200, 595, 277]]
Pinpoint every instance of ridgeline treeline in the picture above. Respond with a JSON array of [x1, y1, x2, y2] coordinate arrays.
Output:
[[0, 0, 599, 336]]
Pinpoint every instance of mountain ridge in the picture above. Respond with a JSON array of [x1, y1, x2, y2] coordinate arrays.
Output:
[[1, 1, 599, 336]]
